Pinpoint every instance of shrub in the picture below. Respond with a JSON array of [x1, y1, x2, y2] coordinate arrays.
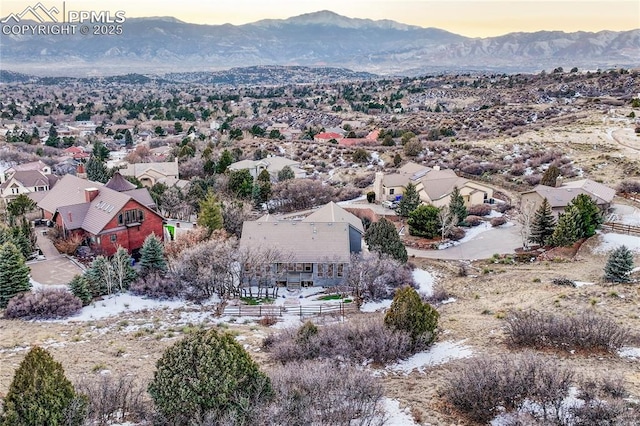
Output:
[[467, 204, 492, 216], [504, 310, 629, 353], [464, 215, 484, 227], [5, 289, 82, 320], [1, 346, 86, 426], [76, 375, 150, 426], [366, 191, 376, 203], [551, 277, 576, 287], [129, 272, 181, 300], [68, 274, 92, 305], [149, 329, 272, 425], [496, 202, 513, 213], [617, 180, 640, 194], [263, 361, 384, 425], [384, 286, 439, 347], [490, 216, 507, 227], [443, 353, 574, 424], [265, 317, 413, 365], [446, 226, 465, 241]]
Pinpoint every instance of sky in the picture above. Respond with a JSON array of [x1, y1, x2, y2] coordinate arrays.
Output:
[[1, 0, 638, 37]]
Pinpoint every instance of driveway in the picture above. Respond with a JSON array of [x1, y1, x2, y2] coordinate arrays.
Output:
[[407, 222, 524, 261], [29, 226, 85, 285]]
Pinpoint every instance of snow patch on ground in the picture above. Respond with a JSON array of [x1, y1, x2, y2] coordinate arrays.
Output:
[[573, 281, 594, 287], [380, 398, 419, 425], [593, 233, 640, 254], [618, 347, 640, 359], [412, 268, 435, 297], [387, 341, 473, 374], [360, 300, 392, 313], [66, 294, 188, 322]]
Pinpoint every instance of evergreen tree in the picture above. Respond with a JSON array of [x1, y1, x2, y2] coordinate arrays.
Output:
[[0, 242, 31, 308], [1, 346, 85, 426], [396, 182, 421, 217], [567, 194, 603, 238], [408, 204, 441, 238], [148, 329, 272, 425], [84, 255, 112, 297], [448, 186, 467, 225], [604, 245, 634, 283], [277, 165, 295, 181], [86, 157, 108, 183], [384, 286, 439, 347], [68, 274, 92, 306], [540, 165, 561, 186], [92, 141, 110, 162], [529, 198, 556, 246], [139, 234, 167, 274], [216, 149, 233, 174], [548, 205, 582, 247], [45, 124, 59, 147], [364, 218, 407, 263], [197, 191, 224, 234], [252, 169, 272, 208], [228, 169, 254, 198]]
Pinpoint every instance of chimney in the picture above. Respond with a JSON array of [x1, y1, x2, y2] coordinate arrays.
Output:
[[433, 165, 441, 171], [77, 163, 87, 179], [68, 212, 73, 223], [84, 188, 99, 202], [555, 176, 564, 187]]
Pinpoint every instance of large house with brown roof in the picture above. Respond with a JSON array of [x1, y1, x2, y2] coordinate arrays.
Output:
[[228, 156, 305, 181], [37, 172, 164, 256], [239, 202, 364, 288], [373, 163, 494, 207], [119, 159, 184, 188], [520, 179, 616, 217]]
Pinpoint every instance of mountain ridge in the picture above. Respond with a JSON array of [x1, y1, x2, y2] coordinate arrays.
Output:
[[1, 11, 638, 77]]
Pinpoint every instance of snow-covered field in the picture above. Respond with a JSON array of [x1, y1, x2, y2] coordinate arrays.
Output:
[[386, 341, 473, 375], [361, 268, 437, 313], [594, 232, 640, 254]]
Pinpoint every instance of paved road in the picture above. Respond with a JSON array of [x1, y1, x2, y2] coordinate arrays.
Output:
[[407, 222, 524, 261]]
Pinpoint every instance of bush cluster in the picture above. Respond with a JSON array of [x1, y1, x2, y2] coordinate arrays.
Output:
[[76, 375, 150, 426], [505, 310, 629, 353], [467, 204, 492, 216], [464, 215, 484, 227], [5, 289, 82, 320], [264, 317, 413, 365], [129, 272, 181, 300], [490, 216, 508, 227]]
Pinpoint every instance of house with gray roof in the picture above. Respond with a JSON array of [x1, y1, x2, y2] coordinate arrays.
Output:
[[239, 202, 364, 288], [119, 159, 185, 188], [520, 178, 616, 217], [228, 155, 305, 181], [0, 169, 58, 208], [38, 173, 164, 256]]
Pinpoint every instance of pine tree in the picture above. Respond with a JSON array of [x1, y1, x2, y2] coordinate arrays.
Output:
[[397, 182, 421, 217], [216, 149, 233, 174], [567, 194, 603, 238], [364, 218, 408, 263], [548, 205, 582, 247], [408, 204, 441, 238], [252, 169, 272, 208], [529, 198, 556, 246], [68, 274, 92, 306], [84, 255, 112, 297], [197, 191, 224, 234], [277, 165, 295, 181], [86, 157, 108, 183], [448, 186, 467, 225], [384, 286, 439, 347], [604, 245, 634, 283], [1, 347, 85, 426], [148, 329, 272, 425], [139, 234, 167, 274], [0, 242, 31, 308]]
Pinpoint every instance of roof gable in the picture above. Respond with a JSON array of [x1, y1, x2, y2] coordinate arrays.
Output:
[[303, 201, 364, 234]]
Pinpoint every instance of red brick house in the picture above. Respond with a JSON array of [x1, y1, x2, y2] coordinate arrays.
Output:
[[37, 172, 164, 256]]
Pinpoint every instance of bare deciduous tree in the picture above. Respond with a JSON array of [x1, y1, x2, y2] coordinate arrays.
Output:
[[517, 199, 536, 249]]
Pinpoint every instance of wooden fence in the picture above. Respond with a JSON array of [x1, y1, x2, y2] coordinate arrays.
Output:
[[222, 302, 358, 318], [602, 222, 640, 236]]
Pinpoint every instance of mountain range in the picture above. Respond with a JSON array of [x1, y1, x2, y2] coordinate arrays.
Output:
[[1, 10, 638, 77]]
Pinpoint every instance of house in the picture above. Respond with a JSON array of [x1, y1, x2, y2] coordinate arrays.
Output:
[[119, 159, 184, 187], [0, 170, 58, 207], [520, 178, 616, 217], [228, 156, 305, 181], [2, 160, 51, 177], [63, 146, 90, 160], [238, 202, 364, 288], [37, 173, 164, 256], [313, 132, 344, 143], [374, 163, 494, 207]]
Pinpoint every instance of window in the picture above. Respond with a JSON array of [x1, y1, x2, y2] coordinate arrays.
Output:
[[304, 263, 312, 272], [11, 186, 19, 194], [110, 234, 117, 242], [118, 209, 145, 225], [337, 263, 344, 278], [296, 263, 303, 272], [301, 281, 314, 287], [327, 264, 334, 278], [389, 188, 395, 195], [317, 264, 324, 277]]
